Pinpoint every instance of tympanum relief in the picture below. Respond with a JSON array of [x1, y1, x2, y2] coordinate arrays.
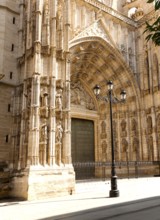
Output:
[[71, 80, 95, 110]]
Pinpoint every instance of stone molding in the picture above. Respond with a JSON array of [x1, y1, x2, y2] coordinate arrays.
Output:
[[84, 0, 137, 27], [70, 19, 116, 49]]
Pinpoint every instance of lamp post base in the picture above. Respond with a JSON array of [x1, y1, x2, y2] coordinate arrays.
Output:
[[109, 189, 120, 197], [109, 175, 119, 197]]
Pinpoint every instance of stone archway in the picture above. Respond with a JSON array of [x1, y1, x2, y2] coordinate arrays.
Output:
[[69, 35, 142, 176]]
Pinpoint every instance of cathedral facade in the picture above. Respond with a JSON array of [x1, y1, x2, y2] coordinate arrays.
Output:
[[0, 0, 160, 200]]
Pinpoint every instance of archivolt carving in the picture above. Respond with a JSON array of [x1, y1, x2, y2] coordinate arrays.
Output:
[[71, 81, 95, 110]]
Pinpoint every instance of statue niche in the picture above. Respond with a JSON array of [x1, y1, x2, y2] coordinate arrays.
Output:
[[55, 121, 63, 165], [39, 119, 48, 165], [121, 138, 128, 161], [101, 140, 107, 162], [120, 119, 127, 137], [40, 87, 49, 118], [101, 121, 107, 139], [147, 116, 152, 134], [132, 137, 139, 161], [131, 118, 137, 136], [148, 135, 154, 161]]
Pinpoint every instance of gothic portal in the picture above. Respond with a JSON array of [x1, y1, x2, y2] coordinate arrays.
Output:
[[0, 0, 160, 200]]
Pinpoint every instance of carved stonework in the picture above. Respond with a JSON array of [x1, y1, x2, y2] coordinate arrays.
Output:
[[120, 119, 127, 137], [157, 114, 160, 132], [122, 138, 128, 153], [101, 140, 107, 161], [41, 46, 50, 55], [40, 86, 49, 118], [100, 121, 107, 139], [147, 116, 152, 134], [72, 20, 114, 48], [55, 120, 63, 165], [40, 119, 48, 143], [121, 138, 128, 161], [113, 121, 117, 138], [132, 137, 139, 161], [39, 119, 48, 165], [56, 121, 63, 144], [148, 135, 154, 161], [71, 81, 95, 110], [40, 76, 50, 85], [131, 118, 137, 136]]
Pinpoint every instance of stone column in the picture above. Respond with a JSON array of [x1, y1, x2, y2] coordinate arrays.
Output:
[[27, 0, 42, 165], [61, 1, 72, 165], [18, 81, 27, 169], [63, 53, 71, 164], [28, 74, 40, 165], [64, 0, 70, 52], [48, 0, 57, 166], [48, 72, 56, 165], [151, 106, 158, 160], [18, 0, 25, 57], [26, 0, 31, 49]]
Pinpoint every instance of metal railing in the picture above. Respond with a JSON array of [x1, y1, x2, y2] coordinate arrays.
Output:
[[73, 161, 160, 180]]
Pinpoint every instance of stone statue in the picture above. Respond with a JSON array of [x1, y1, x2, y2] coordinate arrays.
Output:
[[56, 121, 63, 144]]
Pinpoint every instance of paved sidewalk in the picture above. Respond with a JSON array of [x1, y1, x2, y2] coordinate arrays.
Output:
[[0, 177, 160, 220]]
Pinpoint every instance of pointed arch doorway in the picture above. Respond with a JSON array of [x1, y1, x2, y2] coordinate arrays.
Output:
[[71, 118, 95, 179]]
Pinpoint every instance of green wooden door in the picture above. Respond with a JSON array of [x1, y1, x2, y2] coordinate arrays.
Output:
[[71, 118, 95, 179]]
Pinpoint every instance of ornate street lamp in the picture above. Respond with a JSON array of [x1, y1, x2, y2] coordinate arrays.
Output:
[[93, 80, 126, 197]]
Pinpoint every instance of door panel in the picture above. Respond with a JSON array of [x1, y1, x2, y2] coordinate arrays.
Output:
[[71, 118, 95, 179]]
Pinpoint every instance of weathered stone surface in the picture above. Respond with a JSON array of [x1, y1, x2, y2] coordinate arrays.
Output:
[[0, 0, 159, 200]]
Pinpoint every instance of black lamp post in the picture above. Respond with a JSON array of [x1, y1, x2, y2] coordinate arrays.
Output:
[[93, 80, 126, 198]]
